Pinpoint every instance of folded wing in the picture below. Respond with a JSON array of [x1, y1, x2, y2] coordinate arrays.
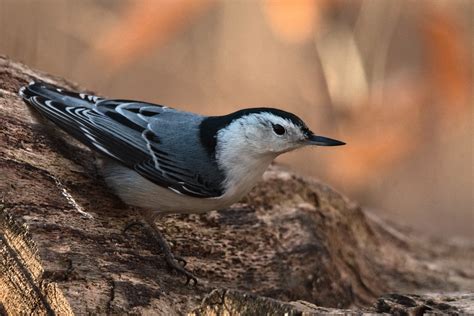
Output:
[[20, 81, 223, 198]]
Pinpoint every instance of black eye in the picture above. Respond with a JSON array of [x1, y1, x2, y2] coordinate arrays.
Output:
[[272, 124, 286, 135]]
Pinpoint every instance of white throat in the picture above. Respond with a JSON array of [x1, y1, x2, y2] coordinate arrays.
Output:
[[215, 121, 276, 202]]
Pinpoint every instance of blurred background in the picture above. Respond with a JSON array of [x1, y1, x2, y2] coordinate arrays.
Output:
[[0, 0, 472, 238]]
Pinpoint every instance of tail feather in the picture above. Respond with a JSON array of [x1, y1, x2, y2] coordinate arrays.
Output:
[[19, 81, 115, 158], [19, 81, 148, 164], [19, 81, 102, 109]]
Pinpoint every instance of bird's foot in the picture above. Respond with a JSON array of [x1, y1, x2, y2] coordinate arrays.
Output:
[[123, 219, 197, 286], [174, 255, 187, 267], [162, 252, 196, 286]]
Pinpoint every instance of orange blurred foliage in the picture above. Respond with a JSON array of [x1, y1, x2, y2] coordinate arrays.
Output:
[[95, 0, 338, 71], [95, 0, 213, 71], [420, 4, 471, 117], [327, 85, 424, 188], [262, 0, 328, 43], [323, 1, 472, 188]]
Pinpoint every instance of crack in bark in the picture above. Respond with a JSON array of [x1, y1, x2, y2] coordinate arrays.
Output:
[[0, 157, 93, 219], [0, 219, 55, 316], [106, 278, 117, 314]]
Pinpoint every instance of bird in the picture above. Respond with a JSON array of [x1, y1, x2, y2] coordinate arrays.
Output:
[[19, 81, 345, 284]]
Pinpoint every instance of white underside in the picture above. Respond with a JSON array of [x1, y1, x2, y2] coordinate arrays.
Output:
[[100, 158, 272, 214]]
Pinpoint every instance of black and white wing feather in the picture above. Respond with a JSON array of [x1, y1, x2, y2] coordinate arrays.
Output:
[[20, 81, 223, 198]]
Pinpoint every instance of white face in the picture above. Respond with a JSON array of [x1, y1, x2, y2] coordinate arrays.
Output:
[[214, 110, 343, 200], [218, 112, 310, 157]]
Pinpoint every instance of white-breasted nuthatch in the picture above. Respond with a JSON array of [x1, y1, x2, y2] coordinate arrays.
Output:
[[20, 81, 345, 284]]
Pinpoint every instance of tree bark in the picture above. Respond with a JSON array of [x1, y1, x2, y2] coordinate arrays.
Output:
[[1, 56, 472, 314]]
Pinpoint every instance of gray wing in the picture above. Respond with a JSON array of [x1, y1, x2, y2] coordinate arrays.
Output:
[[20, 81, 224, 198]]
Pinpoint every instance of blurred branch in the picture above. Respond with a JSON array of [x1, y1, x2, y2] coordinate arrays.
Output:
[[362, 1, 401, 105], [315, 25, 368, 110]]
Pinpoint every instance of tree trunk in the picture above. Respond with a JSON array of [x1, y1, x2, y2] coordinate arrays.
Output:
[[1, 56, 472, 314]]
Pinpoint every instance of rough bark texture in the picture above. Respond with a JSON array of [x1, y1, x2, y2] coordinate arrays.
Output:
[[0, 56, 473, 315]]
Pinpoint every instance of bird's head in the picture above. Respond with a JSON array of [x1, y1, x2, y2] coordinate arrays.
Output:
[[199, 108, 345, 197], [201, 108, 345, 160]]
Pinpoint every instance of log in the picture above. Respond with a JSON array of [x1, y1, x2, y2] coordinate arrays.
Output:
[[1, 56, 472, 314]]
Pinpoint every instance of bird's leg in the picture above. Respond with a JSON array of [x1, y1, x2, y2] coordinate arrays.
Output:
[[125, 215, 197, 285]]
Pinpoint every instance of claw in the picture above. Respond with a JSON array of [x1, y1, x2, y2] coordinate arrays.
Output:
[[174, 256, 187, 267], [186, 274, 198, 286], [164, 254, 197, 286], [171, 263, 197, 286]]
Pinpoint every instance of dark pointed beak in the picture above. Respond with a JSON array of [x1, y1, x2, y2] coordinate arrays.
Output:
[[306, 134, 346, 146]]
